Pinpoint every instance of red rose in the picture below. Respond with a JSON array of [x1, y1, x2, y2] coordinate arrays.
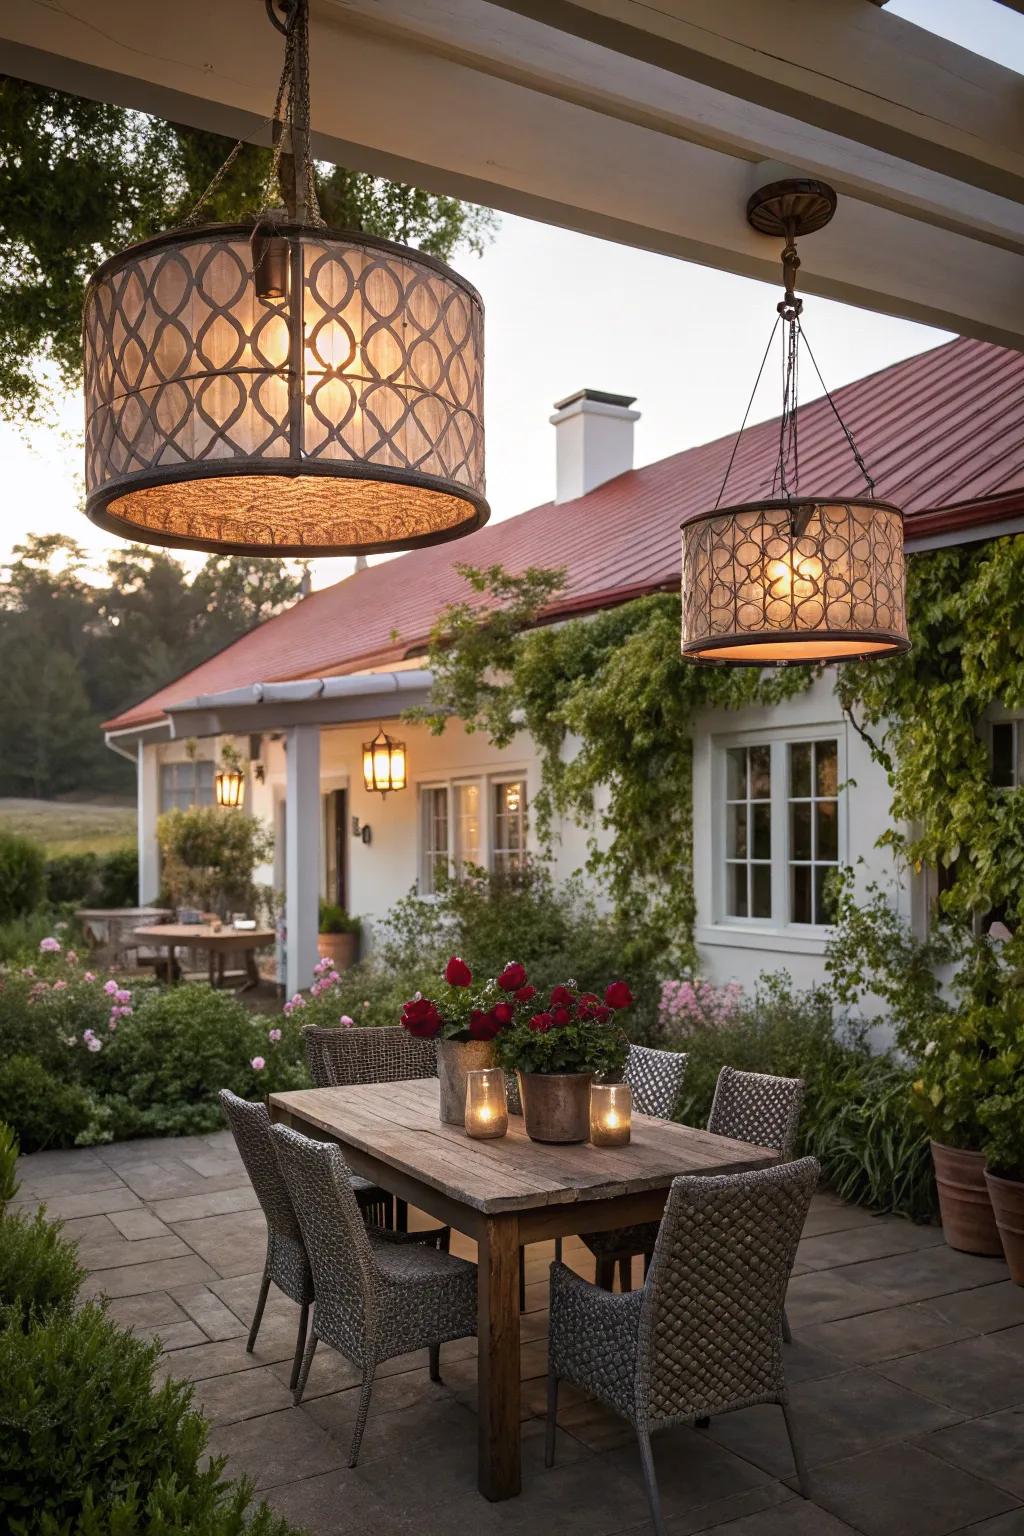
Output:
[[528, 1011, 554, 1034], [604, 981, 633, 1011], [469, 1009, 502, 1041], [593, 1004, 612, 1023], [498, 962, 527, 992], [515, 984, 536, 1004], [401, 996, 442, 1038], [492, 1001, 514, 1027], [579, 992, 599, 1006], [550, 985, 574, 1008], [551, 1005, 572, 1027], [445, 955, 472, 988]]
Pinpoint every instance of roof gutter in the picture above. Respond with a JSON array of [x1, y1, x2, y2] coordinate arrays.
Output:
[[165, 668, 436, 738]]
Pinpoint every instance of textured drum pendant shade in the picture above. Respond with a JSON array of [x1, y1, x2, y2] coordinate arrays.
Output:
[[81, 0, 488, 557], [681, 180, 909, 667]]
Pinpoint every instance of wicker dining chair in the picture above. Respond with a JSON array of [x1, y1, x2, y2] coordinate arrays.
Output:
[[580, 1045, 690, 1292], [303, 1024, 438, 1230], [270, 1123, 477, 1467], [546, 1158, 819, 1536], [706, 1065, 806, 1344]]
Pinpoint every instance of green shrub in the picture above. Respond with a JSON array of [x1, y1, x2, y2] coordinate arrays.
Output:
[[0, 910, 69, 964], [44, 850, 100, 905], [318, 900, 361, 935], [96, 845, 138, 906], [0, 1120, 19, 1210], [0, 1300, 300, 1535], [93, 984, 308, 1139], [0, 830, 46, 923], [0, 1056, 106, 1153], [157, 806, 273, 916], [0, 1207, 84, 1329]]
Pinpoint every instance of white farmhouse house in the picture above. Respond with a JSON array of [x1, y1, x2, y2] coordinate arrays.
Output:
[[103, 337, 1024, 998]]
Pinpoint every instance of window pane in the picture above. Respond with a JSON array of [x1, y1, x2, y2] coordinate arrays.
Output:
[[790, 742, 811, 798], [749, 745, 771, 800], [454, 783, 481, 866], [493, 781, 527, 873], [421, 787, 449, 894], [726, 748, 747, 799], [815, 865, 837, 925], [992, 723, 1015, 788], [727, 863, 748, 918], [726, 803, 748, 859], [790, 801, 812, 861], [752, 863, 772, 918], [752, 803, 771, 860], [791, 864, 812, 924], [816, 800, 838, 861], [815, 740, 838, 797]]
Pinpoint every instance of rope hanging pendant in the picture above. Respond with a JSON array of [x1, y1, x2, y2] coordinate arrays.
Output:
[[82, 0, 488, 557], [681, 179, 909, 667]]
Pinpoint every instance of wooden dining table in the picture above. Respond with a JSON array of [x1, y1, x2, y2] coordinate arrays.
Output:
[[133, 923, 275, 988], [269, 1077, 778, 1503]]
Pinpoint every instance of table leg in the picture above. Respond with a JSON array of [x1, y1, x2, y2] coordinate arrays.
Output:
[[477, 1213, 521, 1500], [207, 949, 216, 987]]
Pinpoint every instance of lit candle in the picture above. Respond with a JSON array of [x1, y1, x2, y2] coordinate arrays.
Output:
[[465, 1068, 509, 1140], [590, 1083, 632, 1147]]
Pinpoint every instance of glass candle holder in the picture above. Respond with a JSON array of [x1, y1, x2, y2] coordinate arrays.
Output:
[[590, 1082, 632, 1147], [464, 1068, 509, 1139]]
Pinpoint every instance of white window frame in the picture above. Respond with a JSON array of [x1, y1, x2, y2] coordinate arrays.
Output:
[[159, 758, 215, 813], [419, 782, 452, 895], [416, 770, 529, 889], [711, 725, 847, 939], [491, 774, 529, 875]]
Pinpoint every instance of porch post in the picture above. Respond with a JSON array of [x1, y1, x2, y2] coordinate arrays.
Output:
[[137, 743, 160, 904], [285, 724, 320, 998]]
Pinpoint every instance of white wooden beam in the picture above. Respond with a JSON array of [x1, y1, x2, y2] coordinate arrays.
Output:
[[285, 725, 320, 999]]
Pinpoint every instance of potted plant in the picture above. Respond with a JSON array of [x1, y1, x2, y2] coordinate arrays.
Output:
[[497, 981, 631, 1143], [979, 990, 1024, 1284], [318, 903, 362, 971], [399, 956, 532, 1125]]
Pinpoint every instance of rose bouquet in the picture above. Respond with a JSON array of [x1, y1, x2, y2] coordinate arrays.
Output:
[[399, 955, 536, 1043], [495, 979, 632, 1079]]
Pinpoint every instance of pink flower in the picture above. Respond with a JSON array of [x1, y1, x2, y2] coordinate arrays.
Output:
[[83, 1029, 95, 1041], [283, 992, 306, 1016], [84, 971, 96, 982], [66, 950, 78, 965], [53, 980, 67, 991], [268, 1028, 282, 1042], [86, 1037, 102, 1052], [251, 1056, 266, 1071], [103, 980, 119, 997], [115, 988, 132, 1006], [39, 937, 61, 954], [340, 1015, 355, 1028]]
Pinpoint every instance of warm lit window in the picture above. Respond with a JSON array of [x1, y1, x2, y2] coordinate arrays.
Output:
[[159, 760, 214, 812], [420, 786, 449, 895], [724, 745, 772, 919], [493, 780, 527, 874], [788, 740, 839, 924], [453, 782, 482, 870]]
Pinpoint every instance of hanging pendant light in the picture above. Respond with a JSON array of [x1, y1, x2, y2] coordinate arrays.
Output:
[[82, 0, 487, 557], [681, 179, 909, 666], [362, 727, 407, 797]]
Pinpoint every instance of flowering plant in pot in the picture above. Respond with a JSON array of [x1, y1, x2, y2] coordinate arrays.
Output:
[[495, 981, 631, 1143], [399, 956, 536, 1125], [317, 902, 362, 971]]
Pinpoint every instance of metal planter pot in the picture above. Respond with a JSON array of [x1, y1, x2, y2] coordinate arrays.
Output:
[[517, 1071, 593, 1143], [437, 1038, 498, 1126]]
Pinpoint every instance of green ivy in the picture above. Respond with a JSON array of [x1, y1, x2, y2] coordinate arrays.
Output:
[[419, 565, 812, 966]]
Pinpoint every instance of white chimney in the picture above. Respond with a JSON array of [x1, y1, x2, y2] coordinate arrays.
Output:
[[549, 389, 640, 504]]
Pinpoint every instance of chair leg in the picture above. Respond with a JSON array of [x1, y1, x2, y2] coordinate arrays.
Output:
[[289, 1301, 310, 1391], [618, 1255, 632, 1293], [545, 1370, 559, 1468], [395, 1198, 408, 1232], [782, 1307, 793, 1344], [519, 1246, 527, 1312], [595, 1255, 615, 1291], [781, 1400, 810, 1498], [246, 1269, 271, 1353], [348, 1369, 375, 1468], [637, 1424, 667, 1536], [429, 1342, 442, 1382], [292, 1326, 318, 1405]]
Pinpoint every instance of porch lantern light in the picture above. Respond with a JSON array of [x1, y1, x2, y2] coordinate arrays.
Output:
[[362, 727, 407, 798], [81, 0, 487, 558], [215, 766, 246, 808], [681, 180, 909, 666]]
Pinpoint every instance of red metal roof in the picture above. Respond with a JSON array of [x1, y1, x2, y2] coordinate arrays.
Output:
[[105, 336, 1024, 732]]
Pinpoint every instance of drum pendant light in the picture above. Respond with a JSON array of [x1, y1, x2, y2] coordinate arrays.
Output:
[[681, 179, 909, 666], [82, 0, 487, 557]]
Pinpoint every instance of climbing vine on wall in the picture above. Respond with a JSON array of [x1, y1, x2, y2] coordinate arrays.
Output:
[[418, 565, 812, 969], [837, 533, 1024, 925]]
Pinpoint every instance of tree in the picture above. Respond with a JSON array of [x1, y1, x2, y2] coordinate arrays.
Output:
[[0, 77, 497, 420]]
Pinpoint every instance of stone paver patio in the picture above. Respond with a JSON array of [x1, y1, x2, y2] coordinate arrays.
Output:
[[14, 1132, 1024, 1536]]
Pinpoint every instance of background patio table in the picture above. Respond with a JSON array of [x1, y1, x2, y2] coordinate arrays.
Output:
[[269, 1077, 778, 1502], [133, 923, 275, 988]]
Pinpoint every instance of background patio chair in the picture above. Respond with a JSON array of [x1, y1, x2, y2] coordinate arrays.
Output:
[[580, 1045, 690, 1291], [270, 1123, 477, 1467], [546, 1157, 819, 1536], [302, 1024, 438, 1229], [706, 1065, 805, 1343]]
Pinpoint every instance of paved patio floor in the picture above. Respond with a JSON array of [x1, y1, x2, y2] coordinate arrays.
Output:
[[14, 1132, 1024, 1536]]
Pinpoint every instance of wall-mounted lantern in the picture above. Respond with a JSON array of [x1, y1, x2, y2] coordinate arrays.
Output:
[[362, 728, 407, 798]]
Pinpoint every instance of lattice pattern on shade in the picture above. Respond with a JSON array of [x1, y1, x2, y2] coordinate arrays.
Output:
[[83, 224, 487, 555], [681, 499, 908, 664]]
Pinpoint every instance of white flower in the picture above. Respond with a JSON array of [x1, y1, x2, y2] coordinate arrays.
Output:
[[924, 1040, 937, 1058], [86, 1037, 103, 1052]]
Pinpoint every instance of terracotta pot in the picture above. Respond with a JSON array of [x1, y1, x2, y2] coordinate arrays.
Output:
[[985, 1169, 1024, 1285], [317, 931, 358, 970], [517, 1071, 593, 1143], [437, 1038, 498, 1126], [930, 1141, 1002, 1255]]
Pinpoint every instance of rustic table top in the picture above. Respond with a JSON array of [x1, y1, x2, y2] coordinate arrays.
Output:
[[133, 924, 275, 946], [269, 1078, 778, 1215]]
